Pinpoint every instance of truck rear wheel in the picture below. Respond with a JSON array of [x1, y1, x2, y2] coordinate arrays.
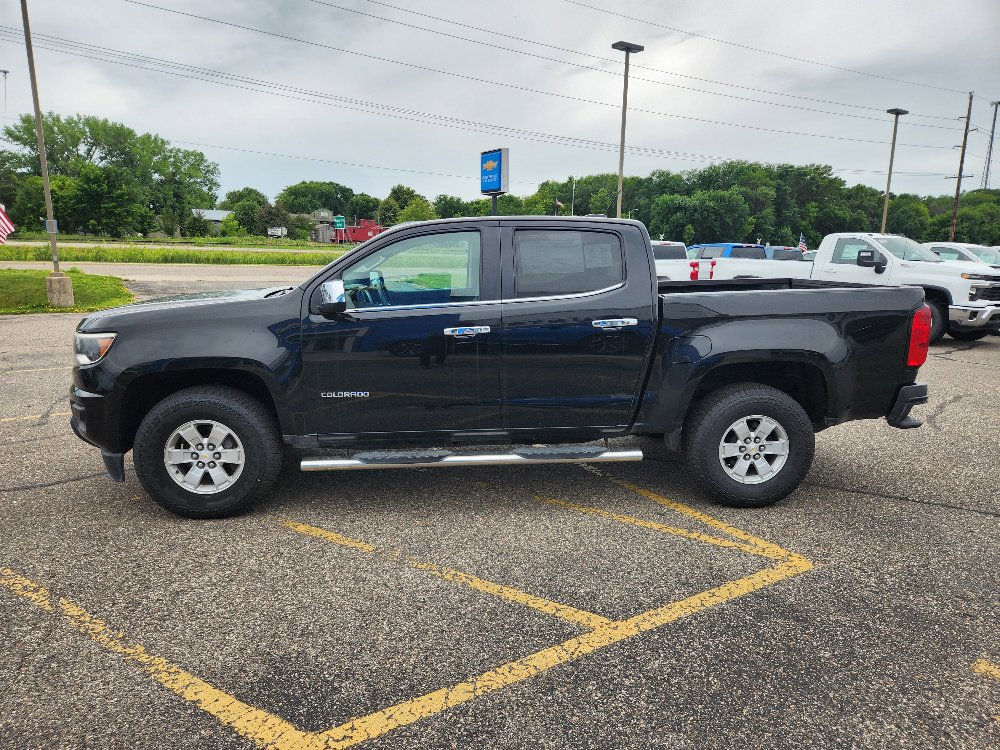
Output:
[[683, 384, 814, 508], [133, 386, 282, 518]]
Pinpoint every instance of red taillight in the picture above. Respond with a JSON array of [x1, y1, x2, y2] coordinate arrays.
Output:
[[907, 305, 931, 367], [689, 261, 700, 280]]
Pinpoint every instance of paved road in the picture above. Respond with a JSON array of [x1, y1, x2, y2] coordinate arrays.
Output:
[[0, 261, 318, 299], [0, 309, 997, 750]]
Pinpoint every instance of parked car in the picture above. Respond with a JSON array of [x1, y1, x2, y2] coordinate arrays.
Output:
[[925, 242, 1000, 269], [71, 217, 930, 518], [701, 233, 1000, 342], [765, 246, 805, 260], [688, 243, 767, 259], [651, 240, 688, 278]]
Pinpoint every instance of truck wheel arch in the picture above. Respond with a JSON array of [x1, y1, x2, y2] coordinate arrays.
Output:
[[119, 368, 283, 452]]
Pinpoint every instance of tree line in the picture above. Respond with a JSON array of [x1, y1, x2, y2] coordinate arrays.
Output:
[[1, 112, 997, 246]]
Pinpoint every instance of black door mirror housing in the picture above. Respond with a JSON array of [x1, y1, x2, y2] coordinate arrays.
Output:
[[317, 279, 348, 318], [856, 249, 887, 274]]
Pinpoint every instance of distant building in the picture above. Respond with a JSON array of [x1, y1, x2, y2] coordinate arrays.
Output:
[[191, 208, 234, 235]]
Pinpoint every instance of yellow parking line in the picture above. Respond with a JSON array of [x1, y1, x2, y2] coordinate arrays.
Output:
[[973, 658, 1000, 681], [283, 520, 612, 631], [318, 555, 812, 748], [2, 366, 73, 374], [0, 410, 72, 423], [1, 555, 810, 750], [615, 480, 795, 562], [536, 495, 778, 560]]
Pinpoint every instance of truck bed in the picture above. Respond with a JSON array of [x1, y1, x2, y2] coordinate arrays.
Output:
[[658, 277, 878, 294]]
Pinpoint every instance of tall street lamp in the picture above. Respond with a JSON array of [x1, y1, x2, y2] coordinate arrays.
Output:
[[612, 40, 643, 219], [880, 107, 908, 233]]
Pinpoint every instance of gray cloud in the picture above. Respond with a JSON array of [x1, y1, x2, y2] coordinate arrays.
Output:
[[3, 0, 998, 202]]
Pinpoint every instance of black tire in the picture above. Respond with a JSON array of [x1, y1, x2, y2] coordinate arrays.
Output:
[[927, 301, 947, 344], [947, 328, 990, 341], [683, 384, 815, 508], [133, 386, 282, 518]]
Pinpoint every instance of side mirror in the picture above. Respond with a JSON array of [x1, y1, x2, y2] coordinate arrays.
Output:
[[856, 249, 887, 274], [317, 279, 347, 318]]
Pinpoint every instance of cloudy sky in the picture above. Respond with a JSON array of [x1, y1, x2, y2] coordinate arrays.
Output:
[[2, 0, 998, 204]]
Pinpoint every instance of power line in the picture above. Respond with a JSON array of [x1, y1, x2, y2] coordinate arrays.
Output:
[[308, 0, 960, 131], [116, 2, 955, 150], [0, 27, 960, 177], [563, 0, 967, 94], [355, 0, 958, 123]]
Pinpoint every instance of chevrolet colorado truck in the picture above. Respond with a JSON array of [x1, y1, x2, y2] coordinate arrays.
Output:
[[699, 232, 1000, 342], [71, 217, 930, 518]]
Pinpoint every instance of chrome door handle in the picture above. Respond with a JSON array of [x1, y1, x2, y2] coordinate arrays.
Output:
[[443, 326, 491, 336], [592, 318, 638, 329]]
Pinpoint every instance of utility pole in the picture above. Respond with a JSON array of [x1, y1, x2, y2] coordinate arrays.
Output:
[[20, 0, 72, 305], [612, 41, 643, 219], [948, 92, 974, 242], [880, 108, 908, 233], [982, 100, 998, 190]]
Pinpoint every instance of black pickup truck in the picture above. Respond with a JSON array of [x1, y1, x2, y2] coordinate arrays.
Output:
[[71, 217, 930, 518]]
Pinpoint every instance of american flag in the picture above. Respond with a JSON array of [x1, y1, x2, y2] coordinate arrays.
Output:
[[0, 206, 14, 244], [797, 232, 808, 253]]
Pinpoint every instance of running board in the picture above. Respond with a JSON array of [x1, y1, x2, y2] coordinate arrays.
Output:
[[300, 445, 643, 472]]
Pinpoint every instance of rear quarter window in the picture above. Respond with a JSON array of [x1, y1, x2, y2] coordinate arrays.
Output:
[[514, 230, 624, 298]]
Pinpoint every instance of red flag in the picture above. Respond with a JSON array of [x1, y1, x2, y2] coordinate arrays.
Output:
[[0, 206, 14, 244]]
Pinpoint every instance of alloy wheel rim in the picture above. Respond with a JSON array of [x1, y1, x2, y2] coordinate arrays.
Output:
[[163, 419, 245, 495], [718, 414, 789, 485]]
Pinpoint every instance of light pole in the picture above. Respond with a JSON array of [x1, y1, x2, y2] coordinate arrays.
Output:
[[880, 108, 908, 233], [0, 70, 8, 117], [20, 0, 72, 306], [612, 40, 643, 219]]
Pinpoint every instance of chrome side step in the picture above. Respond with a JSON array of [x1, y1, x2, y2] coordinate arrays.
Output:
[[300, 445, 643, 472]]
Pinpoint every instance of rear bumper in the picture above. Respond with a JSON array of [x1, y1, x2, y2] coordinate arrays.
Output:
[[948, 304, 1000, 329], [886, 383, 928, 429]]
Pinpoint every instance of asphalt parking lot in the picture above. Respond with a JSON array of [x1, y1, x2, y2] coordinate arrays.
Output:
[[1, 310, 998, 750]]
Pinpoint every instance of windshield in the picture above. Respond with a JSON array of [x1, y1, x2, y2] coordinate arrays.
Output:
[[967, 246, 1000, 264], [878, 236, 943, 262]]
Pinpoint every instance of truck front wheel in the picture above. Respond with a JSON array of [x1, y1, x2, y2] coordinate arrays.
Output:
[[683, 384, 814, 508], [132, 386, 282, 518]]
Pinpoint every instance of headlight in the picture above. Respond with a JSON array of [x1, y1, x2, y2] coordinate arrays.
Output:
[[74, 332, 117, 365]]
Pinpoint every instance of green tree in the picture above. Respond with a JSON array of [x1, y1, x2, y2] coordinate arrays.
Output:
[[885, 195, 931, 239], [275, 181, 354, 215], [387, 184, 421, 210], [218, 213, 245, 237], [258, 203, 291, 234], [682, 224, 695, 245], [377, 196, 400, 226], [348, 193, 380, 222], [649, 189, 751, 243], [232, 199, 265, 235], [434, 194, 467, 219], [10, 174, 78, 232], [219, 187, 268, 210], [183, 212, 212, 237], [397, 196, 438, 223]]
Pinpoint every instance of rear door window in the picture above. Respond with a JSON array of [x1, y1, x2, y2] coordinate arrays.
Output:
[[730, 247, 766, 259], [513, 230, 624, 297]]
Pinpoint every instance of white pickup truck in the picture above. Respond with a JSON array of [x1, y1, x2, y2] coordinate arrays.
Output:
[[695, 233, 1000, 342]]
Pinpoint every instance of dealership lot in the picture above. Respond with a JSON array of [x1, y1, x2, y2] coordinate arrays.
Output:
[[1, 312, 998, 750]]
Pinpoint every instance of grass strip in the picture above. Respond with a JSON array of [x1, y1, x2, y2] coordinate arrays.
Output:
[[0, 245, 348, 266], [0, 269, 134, 314], [9, 232, 345, 249]]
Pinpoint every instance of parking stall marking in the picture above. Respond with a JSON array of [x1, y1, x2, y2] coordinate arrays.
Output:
[[972, 658, 1000, 722], [282, 520, 612, 630], [0, 410, 71, 423], [535, 495, 781, 561], [1, 485, 814, 750]]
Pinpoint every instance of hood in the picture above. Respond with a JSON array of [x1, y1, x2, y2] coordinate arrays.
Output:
[[77, 286, 300, 331]]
